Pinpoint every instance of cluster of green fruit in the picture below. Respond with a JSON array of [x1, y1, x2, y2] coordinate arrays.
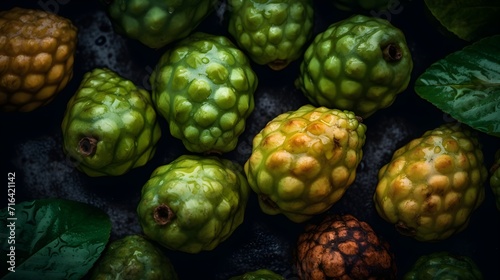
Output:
[[1, 0, 499, 279]]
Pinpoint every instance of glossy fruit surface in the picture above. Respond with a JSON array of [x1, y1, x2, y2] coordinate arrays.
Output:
[[244, 104, 366, 222], [0, 7, 77, 112], [89, 234, 178, 280], [295, 14, 412, 118], [403, 251, 483, 280], [102, 0, 216, 48], [227, 0, 314, 70], [61, 68, 161, 177], [374, 123, 487, 241], [1, 1, 499, 279], [137, 154, 250, 253], [150, 32, 257, 153]]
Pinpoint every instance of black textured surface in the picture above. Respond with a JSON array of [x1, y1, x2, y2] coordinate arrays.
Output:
[[1, 1, 499, 279]]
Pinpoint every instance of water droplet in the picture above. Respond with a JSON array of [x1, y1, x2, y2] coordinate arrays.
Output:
[[95, 35, 107, 46], [167, 7, 175, 14]]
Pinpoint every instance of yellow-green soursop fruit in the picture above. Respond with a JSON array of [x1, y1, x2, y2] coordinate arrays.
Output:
[[137, 154, 250, 253], [61, 68, 161, 177], [89, 234, 178, 280], [101, 0, 216, 48], [227, 0, 314, 70], [490, 149, 500, 211], [295, 14, 412, 119], [244, 105, 366, 223], [374, 123, 488, 241], [150, 32, 258, 154]]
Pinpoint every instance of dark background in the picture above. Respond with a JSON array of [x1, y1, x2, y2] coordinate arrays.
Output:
[[1, 0, 499, 279]]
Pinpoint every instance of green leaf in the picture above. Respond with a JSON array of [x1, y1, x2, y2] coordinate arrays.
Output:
[[424, 0, 500, 41], [414, 35, 500, 137], [1, 199, 111, 280]]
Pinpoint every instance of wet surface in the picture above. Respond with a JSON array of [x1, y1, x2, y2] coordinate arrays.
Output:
[[1, 1, 499, 279]]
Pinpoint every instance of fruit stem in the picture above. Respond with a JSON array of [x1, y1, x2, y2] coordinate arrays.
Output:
[[154, 204, 175, 226], [78, 136, 98, 157], [382, 43, 402, 62]]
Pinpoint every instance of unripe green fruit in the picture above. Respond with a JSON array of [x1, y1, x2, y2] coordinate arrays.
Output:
[[374, 123, 487, 241], [227, 0, 314, 70], [244, 104, 366, 223], [150, 32, 258, 154], [61, 68, 161, 177], [89, 234, 178, 280], [229, 269, 284, 280], [295, 14, 413, 118], [403, 252, 483, 280], [137, 154, 250, 253], [102, 0, 216, 48]]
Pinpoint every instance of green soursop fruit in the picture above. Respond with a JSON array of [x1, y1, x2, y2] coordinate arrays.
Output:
[[150, 32, 258, 153], [229, 269, 284, 280], [137, 154, 250, 253], [295, 14, 413, 119], [61, 68, 161, 177], [332, 0, 392, 12], [89, 234, 178, 280], [403, 252, 483, 280], [227, 0, 314, 70], [490, 149, 500, 211], [101, 0, 216, 48], [244, 105, 366, 223], [374, 123, 488, 241]]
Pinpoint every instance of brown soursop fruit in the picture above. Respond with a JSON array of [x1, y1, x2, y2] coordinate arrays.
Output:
[[374, 123, 488, 241], [244, 104, 366, 223], [0, 7, 78, 112], [295, 214, 397, 280]]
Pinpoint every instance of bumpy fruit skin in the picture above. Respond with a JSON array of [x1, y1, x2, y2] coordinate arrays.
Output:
[[227, 0, 314, 70], [61, 68, 161, 177], [332, 0, 391, 12], [137, 154, 250, 253], [89, 234, 178, 280], [295, 14, 412, 119], [295, 214, 397, 280], [150, 32, 258, 154], [0, 7, 77, 112], [490, 149, 500, 211], [102, 0, 216, 48], [374, 123, 487, 241], [244, 105, 366, 223], [403, 252, 483, 280], [229, 269, 284, 280]]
